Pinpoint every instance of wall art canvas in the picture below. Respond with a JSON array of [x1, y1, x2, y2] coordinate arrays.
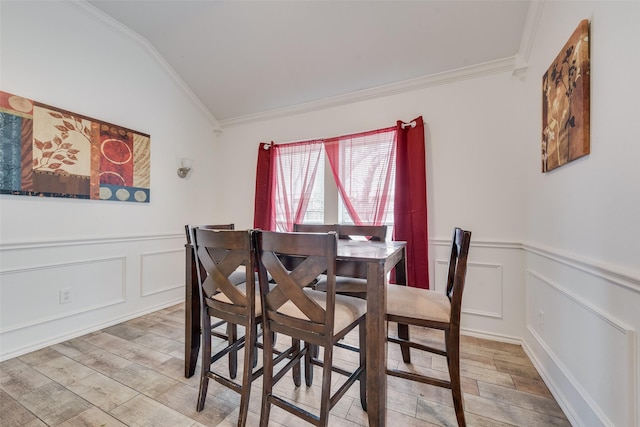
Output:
[[0, 91, 150, 202], [542, 19, 590, 172]]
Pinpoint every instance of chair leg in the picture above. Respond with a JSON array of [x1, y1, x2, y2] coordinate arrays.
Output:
[[260, 324, 274, 427], [197, 315, 212, 411], [446, 332, 466, 427], [228, 322, 238, 379], [319, 344, 333, 427], [304, 343, 314, 386], [358, 320, 367, 411], [397, 322, 411, 363], [252, 322, 259, 368], [292, 338, 301, 387], [237, 320, 255, 427]]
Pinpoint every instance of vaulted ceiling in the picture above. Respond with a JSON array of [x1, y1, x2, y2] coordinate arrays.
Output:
[[86, 1, 531, 127]]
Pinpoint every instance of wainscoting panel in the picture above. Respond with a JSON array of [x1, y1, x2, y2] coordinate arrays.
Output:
[[0, 233, 185, 361], [436, 260, 503, 319], [140, 249, 184, 297], [0, 257, 126, 333], [430, 239, 525, 342], [526, 268, 638, 427]]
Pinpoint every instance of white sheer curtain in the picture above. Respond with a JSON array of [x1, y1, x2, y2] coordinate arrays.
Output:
[[273, 140, 324, 231], [324, 127, 397, 226]]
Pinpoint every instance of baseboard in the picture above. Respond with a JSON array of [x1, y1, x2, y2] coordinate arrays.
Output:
[[460, 327, 523, 346], [519, 327, 635, 427]]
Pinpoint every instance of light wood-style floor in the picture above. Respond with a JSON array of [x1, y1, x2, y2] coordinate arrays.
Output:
[[1, 304, 571, 426]]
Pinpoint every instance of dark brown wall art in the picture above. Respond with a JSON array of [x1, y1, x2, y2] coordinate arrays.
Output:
[[0, 91, 150, 202], [542, 19, 590, 172]]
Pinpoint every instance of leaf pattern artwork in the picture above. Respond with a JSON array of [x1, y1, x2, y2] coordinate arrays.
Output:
[[32, 111, 91, 173], [1, 91, 150, 202], [542, 20, 590, 172]]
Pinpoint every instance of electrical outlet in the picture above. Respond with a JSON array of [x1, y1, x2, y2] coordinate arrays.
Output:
[[59, 288, 72, 304], [538, 309, 544, 331]]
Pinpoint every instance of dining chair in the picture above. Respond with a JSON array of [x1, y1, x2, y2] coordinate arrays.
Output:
[[186, 224, 247, 379], [337, 224, 388, 242], [190, 227, 262, 426], [293, 224, 338, 288], [254, 230, 367, 427], [314, 224, 388, 295], [386, 227, 472, 427], [293, 223, 338, 233], [186, 224, 247, 287]]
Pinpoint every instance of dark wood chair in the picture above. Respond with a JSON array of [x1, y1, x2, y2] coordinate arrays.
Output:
[[337, 224, 388, 242], [185, 224, 247, 379], [185, 224, 247, 286], [386, 227, 472, 427], [184, 224, 241, 378], [293, 223, 338, 233], [315, 224, 388, 294], [254, 230, 367, 427], [293, 224, 338, 288], [190, 228, 262, 426]]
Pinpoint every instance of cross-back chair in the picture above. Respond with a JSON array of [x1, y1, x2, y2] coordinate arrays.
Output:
[[254, 230, 367, 427], [293, 223, 338, 233], [386, 227, 472, 427], [186, 224, 247, 286], [185, 224, 241, 378], [314, 224, 388, 295], [190, 227, 262, 426], [337, 224, 387, 242]]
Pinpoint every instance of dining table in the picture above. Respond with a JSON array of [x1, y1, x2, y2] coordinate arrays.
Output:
[[184, 236, 407, 427]]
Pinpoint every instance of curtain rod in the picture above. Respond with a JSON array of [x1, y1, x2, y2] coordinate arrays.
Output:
[[263, 119, 422, 148]]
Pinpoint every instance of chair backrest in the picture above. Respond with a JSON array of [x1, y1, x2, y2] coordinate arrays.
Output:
[[293, 223, 338, 233], [192, 228, 255, 321], [338, 224, 387, 242], [185, 223, 234, 244], [446, 227, 472, 328], [254, 231, 337, 343]]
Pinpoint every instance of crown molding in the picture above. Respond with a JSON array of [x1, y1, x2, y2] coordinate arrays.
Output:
[[513, 0, 545, 81], [71, 1, 221, 132], [71, 0, 536, 131], [219, 57, 516, 128]]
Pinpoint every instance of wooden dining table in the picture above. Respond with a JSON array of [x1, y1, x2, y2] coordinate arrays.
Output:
[[184, 237, 407, 427]]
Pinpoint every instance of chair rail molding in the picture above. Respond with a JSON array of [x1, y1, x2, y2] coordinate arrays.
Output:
[[431, 238, 640, 293], [0, 232, 183, 251], [523, 242, 640, 294]]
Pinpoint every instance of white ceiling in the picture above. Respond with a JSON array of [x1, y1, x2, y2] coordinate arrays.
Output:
[[86, 0, 531, 126]]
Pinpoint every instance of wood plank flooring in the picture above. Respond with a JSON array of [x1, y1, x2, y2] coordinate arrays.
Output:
[[1, 304, 571, 426]]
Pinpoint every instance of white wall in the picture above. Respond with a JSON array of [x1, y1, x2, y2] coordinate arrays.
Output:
[[0, 1, 224, 359], [521, 2, 640, 427]]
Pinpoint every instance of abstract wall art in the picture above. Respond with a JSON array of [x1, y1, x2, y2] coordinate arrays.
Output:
[[542, 19, 590, 172], [0, 91, 150, 202]]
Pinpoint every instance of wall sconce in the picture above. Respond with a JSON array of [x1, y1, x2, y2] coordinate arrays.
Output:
[[177, 158, 193, 178]]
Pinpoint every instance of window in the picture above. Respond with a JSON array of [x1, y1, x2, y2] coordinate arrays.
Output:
[[273, 128, 396, 237], [301, 152, 325, 224], [256, 117, 429, 287], [335, 131, 396, 228], [272, 141, 323, 232]]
